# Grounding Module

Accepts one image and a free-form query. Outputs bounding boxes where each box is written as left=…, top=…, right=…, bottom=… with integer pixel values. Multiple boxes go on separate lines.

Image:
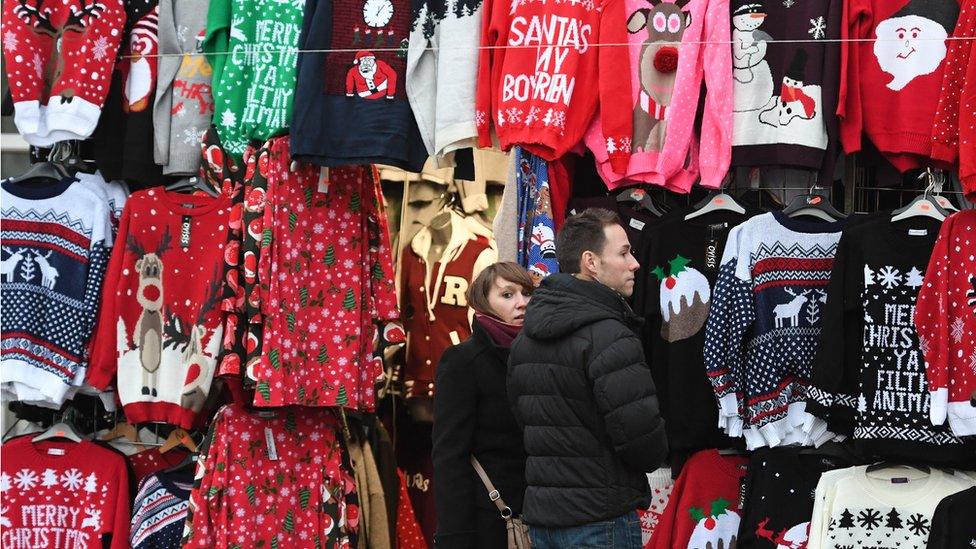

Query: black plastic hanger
left=165, top=175, right=220, bottom=198
left=864, top=461, right=931, bottom=475
left=781, top=185, right=846, bottom=221
left=7, top=159, right=68, bottom=185
left=616, top=186, right=666, bottom=217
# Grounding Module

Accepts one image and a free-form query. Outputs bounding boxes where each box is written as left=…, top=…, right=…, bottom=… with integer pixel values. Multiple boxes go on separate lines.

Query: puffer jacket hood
left=522, top=273, right=642, bottom=341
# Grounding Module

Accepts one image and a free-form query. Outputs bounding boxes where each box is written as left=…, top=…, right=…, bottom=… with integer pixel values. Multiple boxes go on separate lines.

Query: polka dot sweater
left=0, top=0, right=125, bottom=146
left=704, top=211, right=848, bottom=450
left=914, top=210, right=976, bottom=438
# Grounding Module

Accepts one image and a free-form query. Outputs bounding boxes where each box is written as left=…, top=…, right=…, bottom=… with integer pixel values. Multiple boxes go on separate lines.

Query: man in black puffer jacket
left=508, top=208, right=668, bottom=548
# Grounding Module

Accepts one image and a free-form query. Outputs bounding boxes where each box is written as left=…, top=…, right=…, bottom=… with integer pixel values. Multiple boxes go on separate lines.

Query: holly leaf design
left=711, top=498, right=730, bottom=517
left=669, top=255, right=691, bottom=277
left=689, top=507, right=706, bottom=522
left=651, top=266, right=666, bottom=282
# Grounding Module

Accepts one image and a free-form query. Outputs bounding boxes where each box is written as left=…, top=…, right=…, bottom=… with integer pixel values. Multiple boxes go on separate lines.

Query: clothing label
left=256, top=411, right=277, bottom=418
left=629, top=218, right=646, bottom=231
left=707, top=223, right=729, bottom=231
left=891, top=477, right=909, bottom=484
left=738, top=476, right=747, bottom=509
left=568, top=208, right=577, bottom=216
left=181, top=215, right=192, bottom=247
left=318, top=167, right=329, bottom=194
left=46, top=448, right=66, bottom=456
left=908, top=229, right=928, bottom=236
left=704, top=240, right=719, bottom=271
left=264, top=427, right=278, bottom=461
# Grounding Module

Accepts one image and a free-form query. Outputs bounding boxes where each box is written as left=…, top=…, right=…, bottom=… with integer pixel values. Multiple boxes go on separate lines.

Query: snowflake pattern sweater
left=1, top=179, right=112, bottom=407
left=704, top=211, right=848, bottom=450
left=129, top=470, right=192, bottom=549
left=0, top=437, right=131, bottom=549
left=0, top=0, right=125, bottom=146
left=88, top=188, right=231, bottom=429
left=914, top=210, right=976, bottom=438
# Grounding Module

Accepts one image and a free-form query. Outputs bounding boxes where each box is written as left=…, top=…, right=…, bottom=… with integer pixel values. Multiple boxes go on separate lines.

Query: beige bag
left=470, top=456, right=532, bottom=549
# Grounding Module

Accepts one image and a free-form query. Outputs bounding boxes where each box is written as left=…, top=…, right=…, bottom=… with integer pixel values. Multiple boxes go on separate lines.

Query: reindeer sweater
left=88, top=187, right=231, bottom=429
left=1, top=178, right=112, bottom=407
left=704, top=211, right=849, bottom=450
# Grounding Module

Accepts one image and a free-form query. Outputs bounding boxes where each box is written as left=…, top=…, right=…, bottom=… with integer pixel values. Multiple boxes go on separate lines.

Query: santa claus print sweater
left=0, top=437, right=131, bottom=549
left=915, top=210, right=976, bottom=438
left=88, top=187, right=231, bottom=429
left=1, top=179, right=112, bottom=407
left=0, top=0, right=125, bottom=146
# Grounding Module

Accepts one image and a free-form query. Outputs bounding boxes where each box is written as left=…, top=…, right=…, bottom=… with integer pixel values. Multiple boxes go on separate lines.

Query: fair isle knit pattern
left=705, top=211, right=844, bottom=449
left=1, top=181, right=111, bottom=405
left=130, top=472, right=191, bottom=549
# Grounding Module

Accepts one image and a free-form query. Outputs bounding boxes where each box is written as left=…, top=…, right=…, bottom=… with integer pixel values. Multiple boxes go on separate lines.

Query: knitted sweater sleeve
left=818, top=0, right=844, bottom=184
left=81, top=201, right=114, bottom=374
left=598, top=0, right=633, bottom=174
left=109, top=459, right=132, bottom=549
left=703, top=225, right=753, bottom=437
left=695, top=0, right=733, bottom=188
left=914, top=216, right=952, bottom=426
left=837, top=0, right=869, bottom=153
left=475, top=0, right=505, bottom=148
left=87, top=205, right=132, bottom=389
left=930, top=0, right=976, bottom=164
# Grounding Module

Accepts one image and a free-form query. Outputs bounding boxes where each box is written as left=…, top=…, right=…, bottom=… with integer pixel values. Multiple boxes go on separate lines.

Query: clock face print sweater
left=915, top=209, right=976, bottom=438
left=704, top=211, right=848, bottom=450
left=88, top=188, right=231, bottom=429
left=805, top=215, right=965, bottom=463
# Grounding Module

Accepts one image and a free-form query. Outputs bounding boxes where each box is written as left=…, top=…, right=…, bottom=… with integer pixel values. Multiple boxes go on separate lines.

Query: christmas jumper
left=129, top=470, right=192, bottom=549
left=75, top=171, right=129, bottom=226
left=253, top=140, right=399, bottom=409
left=808, top=465, right=976, bottom=549
left=637, top=468, right=675, bottom=549
left=915, top=210, right=976, bottom=438
left=647, top=449, right=749, bottom=549
left=730, top=0, right=842, bottom=183
left=88, top=187, right=231, bottom=429
left=152, top=0, right=214, bottom=176
left=400, top=210, right=496, bottom=399
left=926, top=486, right=976, bottom=549
left=838, top=0, right=961, bottom=172
left=515, top=147, right=559, bottom=282
left=805, top=216, right=965, bottom=463
left=406, top=0, right=485, bottom=164
left=0, top=437, right=131, bottom=549
left=1, top=179, right=112, bottom=407
left=737, top=447, right=854, bottom=549
left=584, top=0, right=733, bottom=192
left=181, top=404, right=360, bottom=548
left=0, top=0, right=125, bottom=146
left=475, top=0, right=615, bottom=163
left=633, top=207, right=759, bottom=472
left=289, top=0, right=428, bottom=171
left=704, top=211, right=848, bottom=450
left=127, top=447, right=192, bottom=483
left=203, top=0, right=303, bottom=157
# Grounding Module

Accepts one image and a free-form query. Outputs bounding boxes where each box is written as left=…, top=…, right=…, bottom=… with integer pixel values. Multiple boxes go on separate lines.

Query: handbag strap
left=470, top=455, right=514, bottom=519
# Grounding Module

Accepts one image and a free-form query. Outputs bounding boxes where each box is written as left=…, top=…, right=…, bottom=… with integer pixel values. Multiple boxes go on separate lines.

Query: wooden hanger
left=100, top=421, right=145, bottom=452
left=159, top=428, right=199, bottom=454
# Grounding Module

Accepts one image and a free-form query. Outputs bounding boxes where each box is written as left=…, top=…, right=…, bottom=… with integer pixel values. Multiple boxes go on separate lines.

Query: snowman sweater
left=838, top=0, right=961, bottom=172
left=0, top=437, right=132, bottom=549
left=914, top=210, right=976, bottom=438
left=704, top=211, right=848, bottom=449
left=0, top=0, right=125, bottom=146
left=88, top=188, right=231, bottom=429
left=805, top=216, right=965, bottom=463
left=647, top=449, right=748, bottom=549
left=1, top=179, right=112, bottom=407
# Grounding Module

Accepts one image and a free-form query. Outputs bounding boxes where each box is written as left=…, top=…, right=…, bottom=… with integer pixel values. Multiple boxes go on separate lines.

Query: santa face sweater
left=647, top=449, right=749, bottom=549
left=129, top=470, right=192, bottom=549
left=915, top=209, right=976, bottom=438
left=88, top=188, right=231, bottom=429
left=0, top=0, right=125, bottom=146
left=289, top=0, right=428, bottom=171
left=1, top=179, right=112, bottom=407
left=838, top=0, right=961, bottom=172
left=808, top=466, right=976, bottom=549
left=704, top=211, right=848, bottom=450
left=0, top=437, right=131, bottom=549
left=806, top=216, right=965, bottom=463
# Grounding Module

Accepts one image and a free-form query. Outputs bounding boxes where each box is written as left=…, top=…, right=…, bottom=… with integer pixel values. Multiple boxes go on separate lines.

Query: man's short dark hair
left=556, top=208, right=621, bottom=273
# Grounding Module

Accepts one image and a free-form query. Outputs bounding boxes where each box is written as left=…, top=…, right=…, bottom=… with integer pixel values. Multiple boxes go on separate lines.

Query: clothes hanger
left=165, top=175, right=220, bottom=198
left=891, top=169, right=950, bottom=222
left=798, top=441, right=860, bottom=463
left=32, top=409, right=85, bottom=443
left=616, top=186, right=666, bottom=217
left=781, top=183, right=846, bottom=222
left=159, top=427, right=200, bottom=454
left=160, top=452, right=199, bottom=474
left=100, top=419, right=145, bottom=452
left=56, top=140, right=97, bottom=176
left=685, top=176, right=747, bottom=220
left=864, top=461, right=931, bottom=475
left=7, top=143, right=70, bottom=185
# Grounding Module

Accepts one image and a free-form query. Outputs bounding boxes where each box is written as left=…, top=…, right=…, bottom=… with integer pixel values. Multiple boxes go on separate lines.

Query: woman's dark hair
left=466, top=262, right=534, bottom=316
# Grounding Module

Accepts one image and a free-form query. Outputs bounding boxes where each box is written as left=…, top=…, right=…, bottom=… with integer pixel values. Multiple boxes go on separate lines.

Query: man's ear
left=580, top=250, right=597, bottom=274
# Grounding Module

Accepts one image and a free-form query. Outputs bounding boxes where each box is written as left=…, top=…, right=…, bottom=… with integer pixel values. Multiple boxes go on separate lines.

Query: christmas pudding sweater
left=805, top=216, right=965, bottom=463
left=926, top=486, right=976, bottom=549
left=88, top=187, right=231, bottom=429
left=915, top=210, right=976, bottom=438
left=129, top=470, right=192, bottom=549
left=729, top=0, right=842, bottom=182
left=647, top=449, right=749, bottom=549
left=476, top=0, right=621, bottom=163
left=1, top=179, right=112, bottom=407
left=583, top=0, right=732, bottom=192
left=0, top=0, right=125, bottom=146
left=0, top=437, right=131, bottom=549
left=808, top=465, right=976, bottom=549
left=838, top=0, right=961, bottom=172
left=704, top=211, right=848, bottom=450
left=289, top=0, right=428, bottom=171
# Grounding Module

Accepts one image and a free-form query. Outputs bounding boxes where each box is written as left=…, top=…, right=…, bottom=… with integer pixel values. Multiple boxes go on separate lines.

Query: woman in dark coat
left=432, top=262, right=533, bottom=548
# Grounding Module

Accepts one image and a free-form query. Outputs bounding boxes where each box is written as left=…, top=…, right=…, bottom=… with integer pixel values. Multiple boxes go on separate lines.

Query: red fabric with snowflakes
left=181, top=404, right=358, bottom=548
left=0, top=437, right=131, bottom=549
left=127, top=447, right=191, bottom=484
left=251, top=137, right=399, bottom=408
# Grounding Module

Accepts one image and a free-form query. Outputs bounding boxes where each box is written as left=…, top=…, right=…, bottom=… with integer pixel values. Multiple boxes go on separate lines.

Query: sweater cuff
left=698, top=165, right=726, bottom=189
left=929, top=141, right=958, bottom=165
left=608, top=152, right=629, bottom=175
left=86, top=365, right=114, bottom=391
left=717, top=393, right=740, bottom=421
left=13, top=100, right=41, bottom=140
left=930, top=388, right=948, bottom=426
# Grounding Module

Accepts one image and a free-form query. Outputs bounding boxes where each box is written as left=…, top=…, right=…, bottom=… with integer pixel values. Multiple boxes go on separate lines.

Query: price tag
left=629, top=218, right=646, bottom=231
left=181, top=215, right=192, bottom=247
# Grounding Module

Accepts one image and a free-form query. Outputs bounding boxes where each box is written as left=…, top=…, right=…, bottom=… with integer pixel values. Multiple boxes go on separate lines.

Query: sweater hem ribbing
left=868, top=131, right=933, bottom=156
left=124, top=401, right=198, bottom=430
left=0, top=359, right=73, bottom=405
left=947, top=402, right=976, bottom=437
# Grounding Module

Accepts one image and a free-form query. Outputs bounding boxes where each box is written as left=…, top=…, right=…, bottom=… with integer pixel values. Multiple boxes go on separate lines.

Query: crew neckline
left=885, top=217, right=941, bottom=249
left=771, top=210, right=847, bottom=234
left=2, top=177, right=76, bottom=200
left=855, top=465, right=944, bottom=506
left=156, top=469, right=194, bottom=500
left=155, top=187, right=228, bottom=217
left=24, top=437, right=91, bottom=464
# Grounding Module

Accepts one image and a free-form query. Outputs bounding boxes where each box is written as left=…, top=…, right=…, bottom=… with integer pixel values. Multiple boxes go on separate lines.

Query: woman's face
left=487, top=277, right=531, bottom=325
